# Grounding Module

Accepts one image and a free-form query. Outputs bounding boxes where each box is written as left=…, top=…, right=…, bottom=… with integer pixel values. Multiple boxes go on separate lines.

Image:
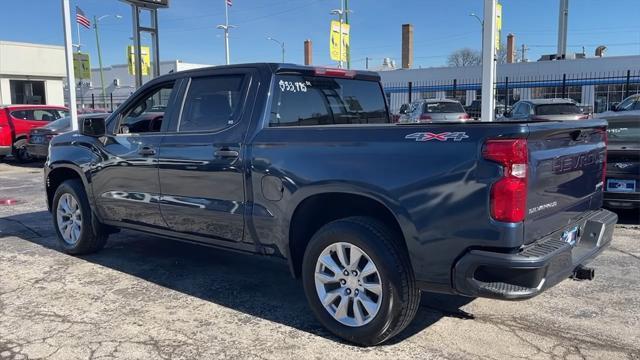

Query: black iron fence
left=75, top=93, right=132, bottom=113
left=382, top=69, right=640, bottom=116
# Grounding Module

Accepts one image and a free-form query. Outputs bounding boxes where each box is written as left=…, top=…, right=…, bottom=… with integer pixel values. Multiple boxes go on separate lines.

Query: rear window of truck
left=535, top=104, right=581, bottom=115
left=424, top=102, right=465, bottom=113
left=607, top=119, right=639, bottom=143
left=269, top=75, right=389, bottom=127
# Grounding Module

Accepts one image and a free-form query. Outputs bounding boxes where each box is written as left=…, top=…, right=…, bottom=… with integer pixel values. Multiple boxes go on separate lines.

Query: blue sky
left=2, top=0, right=639, bottom=69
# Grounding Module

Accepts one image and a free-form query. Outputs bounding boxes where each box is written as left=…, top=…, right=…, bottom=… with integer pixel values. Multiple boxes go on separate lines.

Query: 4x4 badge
left=405, top=132, right=469, bottom=142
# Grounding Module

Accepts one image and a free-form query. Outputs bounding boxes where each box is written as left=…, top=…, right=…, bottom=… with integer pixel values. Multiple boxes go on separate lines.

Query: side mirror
left=503, top=111, right=511, bottom=117
left=80, top=117, right=106, bottom=137
left=610, top=102, right=619, bottom=111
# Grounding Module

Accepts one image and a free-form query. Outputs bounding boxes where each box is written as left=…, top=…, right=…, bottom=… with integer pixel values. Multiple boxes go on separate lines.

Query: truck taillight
left=459, top=113, right=470, bottom=120
left=483, top=139, right=528, bottom=222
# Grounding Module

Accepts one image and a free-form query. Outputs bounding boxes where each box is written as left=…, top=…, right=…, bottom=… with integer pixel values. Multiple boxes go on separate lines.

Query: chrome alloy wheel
left=314, top=242, right=383, bottom=327
left=56, top=193, right=82, bottom=245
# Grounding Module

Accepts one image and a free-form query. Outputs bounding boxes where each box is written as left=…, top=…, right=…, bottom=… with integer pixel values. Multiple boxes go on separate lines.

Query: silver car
left=501, top=99, right=588, bottom=121
left=596, top=94, right=640, bottom=119
left=404, top=99, right=469, bottom=122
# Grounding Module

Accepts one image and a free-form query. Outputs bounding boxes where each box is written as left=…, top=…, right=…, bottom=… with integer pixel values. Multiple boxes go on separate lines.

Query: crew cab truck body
left=44, top=63, right=617, bottom=345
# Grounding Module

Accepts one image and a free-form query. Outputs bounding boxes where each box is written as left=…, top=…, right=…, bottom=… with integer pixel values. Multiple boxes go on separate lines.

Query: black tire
left=13, top=139, right=33, bottom=163
left=302, top=216, right=420, bottom=346
left=52, top=179, right=108, bottom=254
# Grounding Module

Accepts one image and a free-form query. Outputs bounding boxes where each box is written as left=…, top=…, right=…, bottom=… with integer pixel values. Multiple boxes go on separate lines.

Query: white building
left=76, top=60, right=213, bottom=110
left=0, top=41, right=66, bottom=106
left=379, top=55, right=640, bottom=114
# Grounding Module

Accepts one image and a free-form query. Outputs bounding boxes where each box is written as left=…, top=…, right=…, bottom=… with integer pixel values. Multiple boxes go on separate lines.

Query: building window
left=594, top=83, right=640, bottom=113
left=10, top=80, right=46, bottom=104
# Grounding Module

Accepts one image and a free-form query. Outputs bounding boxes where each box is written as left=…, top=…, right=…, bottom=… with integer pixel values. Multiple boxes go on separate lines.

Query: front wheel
left=302, top=216, right=420, bottom=346
left=52, top=179, right=108, bottom=254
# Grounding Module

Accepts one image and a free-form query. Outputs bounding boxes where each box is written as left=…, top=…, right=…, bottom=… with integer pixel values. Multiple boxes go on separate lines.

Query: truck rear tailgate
left=524, top=119, right=608, bottom=243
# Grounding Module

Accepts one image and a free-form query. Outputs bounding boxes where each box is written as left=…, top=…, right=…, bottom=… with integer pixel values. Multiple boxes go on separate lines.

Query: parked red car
left=0, top=105, right=68, bottom=162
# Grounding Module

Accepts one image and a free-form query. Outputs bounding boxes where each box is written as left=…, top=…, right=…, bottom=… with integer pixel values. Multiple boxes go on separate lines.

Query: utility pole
left=520, top=43, right=529, bottom=62
left=481, top=0, right=497, bottom=122
left=365, top=57, right=369, bottom=70
left=62, top=0, right=78, bottom=131
left=217, top=0, right=235, bottom=65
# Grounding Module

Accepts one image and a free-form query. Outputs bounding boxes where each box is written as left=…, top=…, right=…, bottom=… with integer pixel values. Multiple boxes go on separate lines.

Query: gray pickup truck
left=44, top=64, right=617, bottom=345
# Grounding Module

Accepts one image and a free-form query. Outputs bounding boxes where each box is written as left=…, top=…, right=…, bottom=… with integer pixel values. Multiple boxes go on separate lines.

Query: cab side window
left=118, top=82, right=175, bottom=134
left=178, top=75, right=245, bottom=133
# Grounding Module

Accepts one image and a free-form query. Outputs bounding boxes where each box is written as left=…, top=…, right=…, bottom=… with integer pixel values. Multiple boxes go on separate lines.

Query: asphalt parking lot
left=1, top=160, right=639, bottom=360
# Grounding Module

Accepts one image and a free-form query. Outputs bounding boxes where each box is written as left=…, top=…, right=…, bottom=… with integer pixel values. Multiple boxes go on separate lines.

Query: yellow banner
left=496, top=3, right=502, bottom=50
left=127, top=45, right=151, bottom=76
left=329, top=20, right=350, bottom=62
left=73, top=52, right=91, bottom=79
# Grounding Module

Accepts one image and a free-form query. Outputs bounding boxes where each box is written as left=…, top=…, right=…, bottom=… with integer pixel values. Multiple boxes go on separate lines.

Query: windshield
left=607, top=119, right=640, bottom=143
left=535, top=104, right=581, bottom=115
left=424, top=102, right=465, bottom=113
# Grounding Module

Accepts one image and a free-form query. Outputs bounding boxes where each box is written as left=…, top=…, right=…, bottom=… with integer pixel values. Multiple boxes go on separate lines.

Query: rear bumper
left=0, top=145, right=11, bottom=156
left=604, top=191, right=640, bottom=209
left=26, top=143, right=48, bottom=158
left=453, top=209, right=617, bottom=300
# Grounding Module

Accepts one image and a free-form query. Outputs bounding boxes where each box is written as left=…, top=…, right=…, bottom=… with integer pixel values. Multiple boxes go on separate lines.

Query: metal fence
left=74, top=93, right=133, bottom=113
left=382, top=69, right=640, bottom=116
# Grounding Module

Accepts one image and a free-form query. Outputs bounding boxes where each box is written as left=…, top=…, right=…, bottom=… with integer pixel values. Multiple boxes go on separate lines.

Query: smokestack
left=304, top=39, right=313, bottom=65
left=506, top=33, right=515, bottom=63
left=557, top=0, right=569, bottom=59
left=401, top=24, right=413, bottom=69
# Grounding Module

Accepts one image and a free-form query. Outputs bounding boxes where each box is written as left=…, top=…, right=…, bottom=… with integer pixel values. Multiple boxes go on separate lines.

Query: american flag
left=226, top=0, right=232, bottom=6
left=76, top=6, right=91, bottom=29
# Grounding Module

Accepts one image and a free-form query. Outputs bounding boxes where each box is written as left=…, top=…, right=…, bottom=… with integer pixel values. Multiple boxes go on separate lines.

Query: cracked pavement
left=1, top=161, right=639, bottom=360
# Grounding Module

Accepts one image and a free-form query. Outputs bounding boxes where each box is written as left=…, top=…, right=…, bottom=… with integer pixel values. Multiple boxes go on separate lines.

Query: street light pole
left=469, top=13, right=484, bottom=48
left=93, top=14, right=121, bottom=109
left=217, top=0, right=236, bottom=65
left=266, top=37, right=285, bottom=63
left=330, top=1, right=351, bottom=69
left=93, top=15, right=106, bottom=108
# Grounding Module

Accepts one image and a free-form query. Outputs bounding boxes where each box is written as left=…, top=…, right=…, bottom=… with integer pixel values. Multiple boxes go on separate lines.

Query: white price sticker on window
left=279, top=80, right=308, bottom=93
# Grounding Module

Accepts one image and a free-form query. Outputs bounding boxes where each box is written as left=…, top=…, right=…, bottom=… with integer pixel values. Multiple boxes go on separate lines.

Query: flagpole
left=224, top=0, right=230, bottom=65
left=76, top=17, right=81, bottom=51
left=62, top=0, right=78, bottom=131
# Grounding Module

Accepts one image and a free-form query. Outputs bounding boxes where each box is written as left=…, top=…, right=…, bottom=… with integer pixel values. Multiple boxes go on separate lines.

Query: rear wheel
left=302, top=216, right=420, bottom=346
left=52, top=179, right=108, bottom=254
left=13, top=139, right=32, bottom=163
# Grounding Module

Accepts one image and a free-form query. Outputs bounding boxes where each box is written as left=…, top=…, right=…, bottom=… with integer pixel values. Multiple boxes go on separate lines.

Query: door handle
left=214, top=149, right=239, bottom=158
left=138, top=146, right=156, bottom=156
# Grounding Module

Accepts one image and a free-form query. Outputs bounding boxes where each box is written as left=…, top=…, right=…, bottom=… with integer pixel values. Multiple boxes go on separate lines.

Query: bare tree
left=497, top=43, right=518, bottom=64
left=447, top=48, right=482, bottom=67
